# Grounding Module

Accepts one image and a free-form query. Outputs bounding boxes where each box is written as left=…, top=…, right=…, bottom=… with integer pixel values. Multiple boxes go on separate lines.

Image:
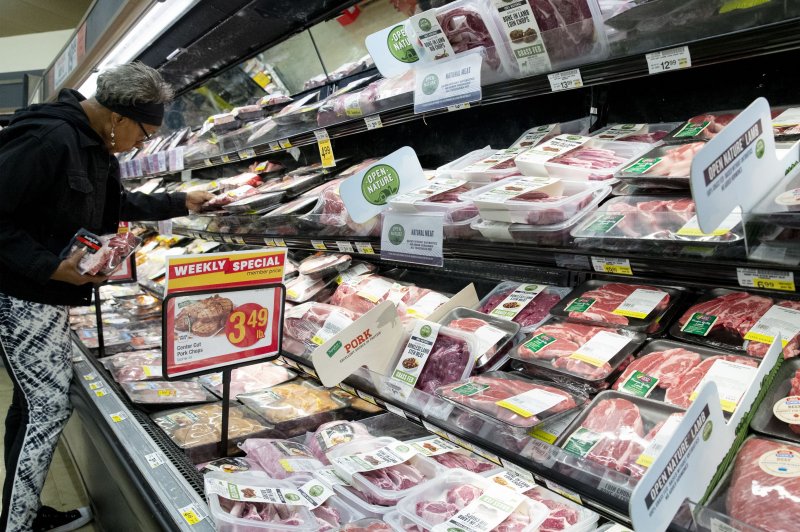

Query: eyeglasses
left=137, top=122, right=153, bottom=142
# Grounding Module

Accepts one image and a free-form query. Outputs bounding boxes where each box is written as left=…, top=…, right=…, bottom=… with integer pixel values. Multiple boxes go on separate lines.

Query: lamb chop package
left=330, top=275, right=449, bottom=319
left=571, top=196, right=744, bottom=245
left=511, top=318, right=646, bottom=389
left=121, top=380, right=215, bottom=407
left=616, top=141, right=706, bottom=188
left=297, top=253, right=352, bottom=279
left=662, top=110, right=741, bottom=144
left=706, top=436, right=800, bottom=532
left=396, top=469, right=549, bottom=531
left=283, top=473, right=367, bottom=530
left=477, top=281, right=572, bottom=332
left=591, top=122, right=682, bottom=144
left=198, top=362, right=296, bottom=399
left=327, top=436, right=443, bottom=507
left=435, top=371, right=588, bottom=429
left=461, top=176, right=609, bottom=224
left=670, top=288, right=800, bottom=359
left=387, top=177, right=480, bottom=223
left=240, top=439, right=324, bottom=480
left=556, top=392, right=684, bottom=491
left=751, top=357, right=800, bottom=443
left=64, top=229, right=141, bottom=276
left=283, top=303, right=360, bottom=359
left=549, top=280, right=682, bottom=333
left=437, top=306, right=520, bottom=370
left=613, top=339, right=761, bottom=413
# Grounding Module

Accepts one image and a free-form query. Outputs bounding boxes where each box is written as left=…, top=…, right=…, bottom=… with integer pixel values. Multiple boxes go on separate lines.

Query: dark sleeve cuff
left=169, top=192, right=189, bottom=218
left=31, top=252, right=62, bottom=285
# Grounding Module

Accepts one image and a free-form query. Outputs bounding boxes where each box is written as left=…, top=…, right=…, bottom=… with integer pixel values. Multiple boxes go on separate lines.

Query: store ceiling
left=0, top=0, right=91, bottom=37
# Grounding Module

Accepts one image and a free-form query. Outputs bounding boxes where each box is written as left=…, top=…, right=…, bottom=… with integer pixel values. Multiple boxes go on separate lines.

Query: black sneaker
left=32, top=506, right=92, bottom=532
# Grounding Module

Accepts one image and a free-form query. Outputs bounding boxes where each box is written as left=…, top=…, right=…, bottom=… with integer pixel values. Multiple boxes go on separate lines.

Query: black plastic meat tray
left=750, top=357, right=800, bottom=443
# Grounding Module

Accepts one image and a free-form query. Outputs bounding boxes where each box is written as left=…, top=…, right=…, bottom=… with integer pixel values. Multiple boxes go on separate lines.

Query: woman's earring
left=111, top=125, right=116, bottom=150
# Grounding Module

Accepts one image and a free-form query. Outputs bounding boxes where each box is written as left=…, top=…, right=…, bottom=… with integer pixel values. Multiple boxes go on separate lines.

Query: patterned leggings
left=0, top=293, right=72, bottom=531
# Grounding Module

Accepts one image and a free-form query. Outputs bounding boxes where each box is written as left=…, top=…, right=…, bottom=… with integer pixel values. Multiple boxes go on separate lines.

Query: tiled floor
left=0, top=368, right=100, bottom=531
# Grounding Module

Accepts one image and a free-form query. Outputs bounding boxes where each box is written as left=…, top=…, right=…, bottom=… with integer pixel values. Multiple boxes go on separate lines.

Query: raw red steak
left=664, top=355, right=758, bottom=408
left=567, top=283, right=670, bottom=326
left=479, top=287, right=562, bottom=328
left=745, top=299, right=800, bottom=359
left=522, top=487, right=580, bottom=532
left=516, top=322, right=613, bottom=360
left=283, top=303, right=359, bottom=347
left=613, top=348, right=702, bottom=391
left=726, top=437, right=800, bottom=532
left=553, top=356, right=612, bottom=380
left=574, top=398, right=644, bottom=477
left=678, top=291, right=774, bottom=339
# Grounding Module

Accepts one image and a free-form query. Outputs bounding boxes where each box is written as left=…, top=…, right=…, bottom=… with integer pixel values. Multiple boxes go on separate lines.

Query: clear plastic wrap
left=301, top=178, right=381, bottom=237
left=65, top=230, right=141, bottom=276
left=477, top=281, right=571, bottom=332
left=298, top=253, right=352, bottom=279
left=203, top=185, right=260, bottom=211
left=407, top=436, right=495, bottom=474
left=222, top=191, right=285, bottom=214
left=437, top=306, right=520, bottom=370
left=591, top=122, right=682, bottom=144
left=285, top=275, right=338, bottom=304
left=198, top=362, right=296, bottom=399
left=240, top=439, right=324, bottom=480
left=317, top=72, right=415, bottom=128
left=305, top=420, right=374, bottom=464
left=258, top=173, right=326, bottom=199
left=121, top=381, right=215, bottom=406
left=340, top=518, right=393, bottom=531
left=283, top=303, right=359, bottom=358
left=521, top=485, right=599, bottom=532
left=616, top=142, right=705, bottom=186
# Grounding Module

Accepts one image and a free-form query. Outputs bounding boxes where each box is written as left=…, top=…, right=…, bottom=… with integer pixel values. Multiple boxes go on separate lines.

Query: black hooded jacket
left=0, top=89, right=187, bottom=306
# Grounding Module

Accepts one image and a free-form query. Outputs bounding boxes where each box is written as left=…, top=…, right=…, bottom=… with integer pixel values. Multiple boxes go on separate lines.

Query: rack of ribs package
left=65, top=229, right=142, bottom=276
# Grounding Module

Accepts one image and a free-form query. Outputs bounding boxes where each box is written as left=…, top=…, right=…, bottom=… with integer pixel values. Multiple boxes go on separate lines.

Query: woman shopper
left=0, top=62, right=212, bottom=531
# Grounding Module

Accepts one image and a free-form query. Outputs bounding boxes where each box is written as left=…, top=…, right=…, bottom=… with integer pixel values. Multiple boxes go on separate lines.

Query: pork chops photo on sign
left=174, top=294, right=234, bottom=337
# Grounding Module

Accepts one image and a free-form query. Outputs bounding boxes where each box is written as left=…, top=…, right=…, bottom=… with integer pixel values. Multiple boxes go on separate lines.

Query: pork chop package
left=437, top=147, right=514, bottom=184
left=300, top=178, right=381, bottom=237
left=388, top=177, right=480, bottom=223
left=239, top=439, right=324, bottom=480
left=378, top=320, right=478, bottom=400
left=407, top=435, right=496, bottom=474
left=327, top=436, right=443, bottom=508
left=437, top=306, right=520, bottom=370
left=202, top=185, right=260, bottom=211
left=111, top=356, right=163, bottom=383
left=305, top=420, right=374, bottom=463
left=751, top=357, right=800, bottom=443
left=198, top=362, right=296, bottom=399
left=616, top=141, right=706, bottom=188
left=477, top=281, right=572, bottom=332
left=404, top=0, right=516, bottom=84
left=571, top=196, right=744, bottom=245
left=670, top=288, right=800, bottom=359
left=100, top=349, right=161, bottom=371
left=514, top=135, right=649, bottom=182
left=283, top=303, right=360, bottom=359
left=152, top=403, right=276, bottom=463
left=297, top=252, right=352, bottom=279
left=662, top=110, right=741, bottom=144
left=461, top=175, right=610, bottom=224
left=121, top=380, right=215, bottom=407
left=205, top=472, right=318, bottom=532
left=396, top=469, right=549, bottom=531
left=435, top=371, right=588, bottom=429
left=238, top=380, right=351, bottom=436
left=549, top=280, right=682, bottom=333
left=591, top=122, right=683, bottom=144
left=330, top=275, right=449, bottom=319
left=705, top=436, right=800, bottom=532
left=283, top=473, right=367, bottom=530
left=285, top=274, right=338, bottom=304
left=556, top=391, right=684, bottom=491
left=64, top=229, right=142, bottom=276
left=340, top=518, right=393, bottom=531
left=511, top=318, right=646, bottom=389
left=613, top=339, right=760, bottom=414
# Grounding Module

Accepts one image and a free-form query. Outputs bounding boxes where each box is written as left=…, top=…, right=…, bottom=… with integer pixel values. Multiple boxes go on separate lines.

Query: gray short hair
left=95, top=62, right=174, bottom=106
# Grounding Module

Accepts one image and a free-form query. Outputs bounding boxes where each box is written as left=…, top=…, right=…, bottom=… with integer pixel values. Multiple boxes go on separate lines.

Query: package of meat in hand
left=617, top=141, right=706, bottom=188
left=222, top=191, right=285, bottom=214
left=550, top=280, right=681, bottom=333
left=571, top=196, right=744, bottom=245
left=66, top=229, right=142, bottom=276
left=463, top=175, right=609, bottom=224
left=283, top=303, right=360, bottom=359
left=407, top=435, right=496, bottom=474
left=750, top=358, right=800, bottom=443
left=327, top=436, right=443, bottom=508
left=380, top=320, right=478, bottom=400
left=121, top=380, right=216, bottom=407
left=205, top=471, right=318, bottom=531
left=671, top=288, right=800, bottom=359
left=511, top=317, right=646, bottom=388
left=396, top=468, right=549, bottom=531
left=258, top=172, right=326, bottom=199
left=556, top=391, right=684, bottom=491
left=202, top=185, right=260, bottom=210
left=239, top=439, right=324, bottom=480
left=663, top=110, right=741, bottom=144
left=613, top=339, right=760, bottom=416
left=298, top=252, right=352, bottom=279
left=218, top=172, right=263, bottom=192
left=706, top=436, right=800, bottom=532
left=404, top=0, right=515, bottom=84
left=388, top=177, right=480, bottom=223
left=437, top=306, right=519, bottom=369
left=478, top=281, right=571, bottom=332
left=435, top=371, right=587, bottom=429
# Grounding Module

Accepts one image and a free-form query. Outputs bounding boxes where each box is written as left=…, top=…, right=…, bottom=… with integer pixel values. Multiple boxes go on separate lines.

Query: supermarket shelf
left=127, top=17, right=800, bottom=180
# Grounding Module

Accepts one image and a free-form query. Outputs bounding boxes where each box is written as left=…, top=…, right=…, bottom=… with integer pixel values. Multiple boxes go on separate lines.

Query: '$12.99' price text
left=225, top=303, right=268, bottom=348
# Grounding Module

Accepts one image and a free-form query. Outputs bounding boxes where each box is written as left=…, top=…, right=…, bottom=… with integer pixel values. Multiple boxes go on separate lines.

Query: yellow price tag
left=94, top=389, right=106, bottom=397
left=318, top=138, right=335, bottom=168
left=110, top=412, right=126, bottom=423
left=636, top=453, right=655, bottom=468
left=569, top=352, right=606, bottom=367
left=495, top=400, right=533, bottom=418
left=253, top=71, right=271, bottom=88
left=221, top=155, right=232, bottom=163
left=311, top=335, right=325, bottom=346
left=603, top=264, right=633, bottom=275
left=528, top=426, right=558, bottom=444
left=158, top=389, right=176, bottom=397
left=356, top=242, right=375, bottom=255
left=279, top=139, right=292, bottom=149
left=612, top=309, right=648, bottom=319
left=287, top=289, right=299, bottom=300
left=311, top=240, right=327, bottom=251
left=89, top=382, right=102, bottom=390
left=181, top=509, right=202, bottom=525
left=743, top=331, right=788, bottom=347
left=755, top=278, right=796, bottom=291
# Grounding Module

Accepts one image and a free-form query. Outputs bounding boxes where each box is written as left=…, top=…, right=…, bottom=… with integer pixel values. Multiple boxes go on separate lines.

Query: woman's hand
left=50, top=251, right=107, bottom=286
left=185, top=191, right=214, bottom=213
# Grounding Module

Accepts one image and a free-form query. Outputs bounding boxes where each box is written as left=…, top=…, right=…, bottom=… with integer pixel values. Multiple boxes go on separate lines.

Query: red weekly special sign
left=165, top=249, right=287, bottom=294
left=162, top=285, right=284, bottom=378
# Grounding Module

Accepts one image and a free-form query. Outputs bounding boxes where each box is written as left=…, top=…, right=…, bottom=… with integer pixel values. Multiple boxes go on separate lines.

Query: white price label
left=365, top=115, right=383, bottom=130
left=178, top=504, right=206, bottom=525
left=109, top=412, right=127, bottom=423
left=737, top=268, right=795, bottom=291
left=238, top=148, right=256, bottom=160
left=447, top=103, right=471, bottom=112
left=314, top=129, right=330, bottom=142
left=311, top=240, right=327, bottom=251
left=336, top=241, right=354, bottom=253
left=591, top=256, right=633, bottom=275
left=646, top=46, right=692, bottom=75
left=355, top=242, right=375, bottom=254
left=745, top=304, right=800, bottom=347
left=145, top=452, right=165, bottom=469
left=548, top=69, right=583, bottom=92
left=268, top=141, right=281, bottom=151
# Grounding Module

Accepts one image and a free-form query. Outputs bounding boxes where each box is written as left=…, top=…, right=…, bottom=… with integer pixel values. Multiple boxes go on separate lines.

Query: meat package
left=197, top=362, right=296, bottom=399
left=298, top=252, right=352, bottom=279
left=330, top=275, right=449, bottom=319
left=205, top=472, right=318, bottom=532
left=388, top=177, right=480, bottom=223
left=404, top=0, right=515, bottom=84
left=284, top=474, right=367, bottom=531
left=316, top=71, right=415, bottom=128
left=100, top=349, right=161, bottom=371
left=66, top=230, right=142, bottom=276
left=238, top=380, right=351, bottom=436
left=613, top=339, right=760, bottom=413
left=671, top=289, right=800, bottom=358
left=203, top=185, right=260, bottom=210
left=591, top=122, right=682, bottom=144
left=435, top=371, right=587, bottom=429
left=463, top=176, right=610, bottom=224
left=283, top=302, right=360, bottom=358
left=571, top=196, right=744, bottom=245
left=407, top=436, right=496, bottom=474
left=478, top=282, right=571, bottom=332
left=340, top=519, right=392, bottom=532
left=616, top=142, right=706, bottom=187
left=257, top=172, right=326, bottom=199
left=437, top=147, right=517, bottom=184
left=261, top=195, right=320, bottom=232
left=515, top=135, right=649, bottom=181
left=285, top=274, right=338, bottom=304
left=550, top=280, right=680, bottom=333
left=328, top=436, right=443, bottom=508
left=121, top=380, right=215, bottom=406
left=512, top=318, right=646, bottom=388
left=240, top=439, right=324, bottom=480
left=709, top=436, right=800, bottom=532
left=306, top=420, right=374, bottom=463
left=218, top=172, right=263, bottom=192
left=222, top=191, right=285, bottom=214
left=396, top=469, right=549, bottom=531
left=747, top=357, right=800, bottom=443
left=437, top=306, right=520, bottom=369
left=557, top=391, right=684, bottom=488
left=111, top=356, right=163, bottom=383
left=152, top=403, right=274, bottom=463
left=752, top=160, right=800, bottom=226
left=663, top=111, right=740, bottom=144
left=301, top=178, right=381, bottom=237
